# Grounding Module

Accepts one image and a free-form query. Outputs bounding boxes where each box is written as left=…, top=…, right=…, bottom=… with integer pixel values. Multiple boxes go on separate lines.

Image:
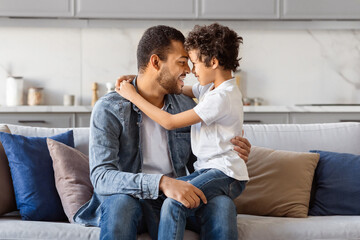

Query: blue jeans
left=98, top=172, right=244, bottom=240
left=158, top=169, right=247, bottom=240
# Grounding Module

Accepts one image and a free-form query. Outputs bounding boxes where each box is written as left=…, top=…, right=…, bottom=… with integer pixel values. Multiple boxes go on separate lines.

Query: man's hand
left=116, top=75, right=136, bottom=90
left=159, top=176, right=207, bottom=209
left=231, top=130, right=251, bottom=163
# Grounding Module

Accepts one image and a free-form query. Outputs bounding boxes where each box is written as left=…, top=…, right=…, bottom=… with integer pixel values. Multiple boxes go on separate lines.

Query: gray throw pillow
left=47, top=138, right=93, bottom=222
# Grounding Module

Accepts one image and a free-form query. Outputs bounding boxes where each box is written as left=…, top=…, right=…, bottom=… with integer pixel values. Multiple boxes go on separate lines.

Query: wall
left=0, top=22, right=359, bottom=106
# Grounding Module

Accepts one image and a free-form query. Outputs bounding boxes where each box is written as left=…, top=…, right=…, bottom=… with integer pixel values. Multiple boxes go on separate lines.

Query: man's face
left=156, top=41, right=190, bottom=94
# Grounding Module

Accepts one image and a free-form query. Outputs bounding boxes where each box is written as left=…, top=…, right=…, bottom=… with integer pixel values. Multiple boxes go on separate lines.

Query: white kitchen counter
left=244, top=105, right=360, bottom=113
left=0, top=105, right=92, bottom=113
left=0, top=105, right=360, bottom=113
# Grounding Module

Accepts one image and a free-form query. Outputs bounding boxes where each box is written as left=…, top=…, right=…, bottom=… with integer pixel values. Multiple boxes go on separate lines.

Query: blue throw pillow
left=0, top=131, right=74, bottom=221
left=309, top=150, right=360, bottom=215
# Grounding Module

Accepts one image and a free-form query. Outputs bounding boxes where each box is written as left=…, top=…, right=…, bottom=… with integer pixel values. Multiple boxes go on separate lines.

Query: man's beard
left=156, top=66, right=182, bottom=95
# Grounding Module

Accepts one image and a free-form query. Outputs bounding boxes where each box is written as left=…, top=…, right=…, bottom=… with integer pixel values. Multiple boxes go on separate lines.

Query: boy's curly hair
left=184, top=23, right=242, bottom=72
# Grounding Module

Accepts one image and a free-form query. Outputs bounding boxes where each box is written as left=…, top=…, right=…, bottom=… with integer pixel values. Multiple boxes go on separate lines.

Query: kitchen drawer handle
left=340, top=120, right=360, bottom=123
left=244, top=120, right=262, bottom=124
left=18, top=120, right=47, bottom=124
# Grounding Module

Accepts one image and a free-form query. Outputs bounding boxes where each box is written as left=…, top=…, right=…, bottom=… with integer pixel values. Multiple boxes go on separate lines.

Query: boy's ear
left=211, top=57, right=219, bottom=69
left=150, top=54, right=161, bottom=70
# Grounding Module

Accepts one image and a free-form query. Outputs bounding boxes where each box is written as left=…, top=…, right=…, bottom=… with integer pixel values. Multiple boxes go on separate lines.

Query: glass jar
left=27, top=87, right=43, bottom=106
left=254, top=97, right=264, bottom=106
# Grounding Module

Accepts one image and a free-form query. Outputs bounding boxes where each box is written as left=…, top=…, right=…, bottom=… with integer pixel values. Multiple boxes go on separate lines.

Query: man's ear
left=150, top=54, right=161, bottom=71
left=211, top=57, right=219, bottom=69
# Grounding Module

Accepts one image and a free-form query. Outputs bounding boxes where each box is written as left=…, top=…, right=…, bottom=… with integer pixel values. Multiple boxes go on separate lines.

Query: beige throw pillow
left=47, top=138, right=93, bottom=223
left=0, top=125, right=17, bottom=215
left=235, top=146, right=320, bottom=218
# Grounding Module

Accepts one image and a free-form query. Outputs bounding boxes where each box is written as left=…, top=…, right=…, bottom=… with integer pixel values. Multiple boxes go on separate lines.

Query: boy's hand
left=116, top=81, right=137, bottom=102
left=116, top=75, right=136, bottom=90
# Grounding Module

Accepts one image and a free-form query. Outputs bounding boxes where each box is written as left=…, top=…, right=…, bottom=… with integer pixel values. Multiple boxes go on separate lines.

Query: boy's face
left=188, top=49, right=214, bottom=86
left=157, top=40, right=190, bottom=94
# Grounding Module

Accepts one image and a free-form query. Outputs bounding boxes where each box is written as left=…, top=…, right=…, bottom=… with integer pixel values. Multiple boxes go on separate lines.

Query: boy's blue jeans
left=158, top=168, right=247, bottom=240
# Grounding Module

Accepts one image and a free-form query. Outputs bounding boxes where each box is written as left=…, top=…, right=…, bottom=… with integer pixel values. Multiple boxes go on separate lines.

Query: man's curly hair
left=184, top=23, right=242, bottom=72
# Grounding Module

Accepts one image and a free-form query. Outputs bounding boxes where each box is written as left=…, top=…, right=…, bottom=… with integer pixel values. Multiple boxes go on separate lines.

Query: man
left=74, top=25, right=251, bottom=240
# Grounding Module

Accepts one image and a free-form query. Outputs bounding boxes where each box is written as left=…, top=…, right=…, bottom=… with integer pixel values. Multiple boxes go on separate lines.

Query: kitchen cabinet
left=199, top=0, right=279, bottom=19
left=0, top=0, right=74, bottom=17
left=0, top=0, right=359, bottom=21
left=281, top=0, right=360, bottom=20
left=290, top=113, right=360, bottom=124
left=75, top=113, right=91, bottom=128
left=0, top=113, right=74, bottom=128
left=244, top=113, right=289, bottom=124
left=76, top=0, right=197, bottom=19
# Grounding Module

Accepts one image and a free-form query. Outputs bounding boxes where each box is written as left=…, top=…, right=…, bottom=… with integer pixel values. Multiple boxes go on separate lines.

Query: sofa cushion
left=243, top=122, right=360, bottom=154
left=0, top=125, right=16, bottom=216
left=7, top=124, right=90, bottom=156
left=0, top=131, right=74, bottom=221
left=235, top=146, right=320, bottom=217
left=47, top=138, right=93, bottom=223
left=309, top=150, right=360, bottom=216
left=236, top=214, right=360, bottom=240
left=0, top=216, right=200, bottom=240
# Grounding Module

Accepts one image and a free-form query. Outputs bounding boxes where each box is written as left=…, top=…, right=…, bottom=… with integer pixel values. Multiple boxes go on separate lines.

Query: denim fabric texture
left=74, top=78, right=197, bottom=227
left=158, top=169, right=246, bottom=240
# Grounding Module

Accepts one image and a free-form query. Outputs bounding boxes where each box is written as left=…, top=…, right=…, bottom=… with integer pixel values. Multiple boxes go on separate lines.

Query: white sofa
left=1, top=122, right=360, bottom=240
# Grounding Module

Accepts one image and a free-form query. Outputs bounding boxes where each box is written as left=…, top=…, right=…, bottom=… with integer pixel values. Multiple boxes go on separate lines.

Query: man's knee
left=101, top=194, right=142, bottom=219
left=100, top=194, right=143, bottom=239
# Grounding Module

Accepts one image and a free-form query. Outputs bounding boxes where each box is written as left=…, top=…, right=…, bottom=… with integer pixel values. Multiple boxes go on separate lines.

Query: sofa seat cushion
left=0, top=216, right=100, bottom=240
left=237, top=214, right=360, bottom=240
left=0, top=216, right=199, bottom=240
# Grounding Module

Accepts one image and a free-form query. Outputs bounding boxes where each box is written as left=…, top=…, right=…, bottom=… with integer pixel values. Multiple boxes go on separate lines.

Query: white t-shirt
left=141, top=112, right=174, bottom=176
left=192, top=78, right=249, bottom=181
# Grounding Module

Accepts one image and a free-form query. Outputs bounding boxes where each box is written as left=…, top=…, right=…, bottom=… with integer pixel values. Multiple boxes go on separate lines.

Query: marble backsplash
left=0, top=23, right=359, bottom=106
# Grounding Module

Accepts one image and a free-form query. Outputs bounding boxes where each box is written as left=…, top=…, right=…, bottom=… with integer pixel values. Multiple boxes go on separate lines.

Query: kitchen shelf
left=0, top=105, right=92, bottom=113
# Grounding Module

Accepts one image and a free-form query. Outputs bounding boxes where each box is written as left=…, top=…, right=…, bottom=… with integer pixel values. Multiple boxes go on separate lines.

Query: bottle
left=6, top=76, right=24, bottom=106
left=106, top=82, right=114, bottom=94
left=91, top=82, right=98, bottom=107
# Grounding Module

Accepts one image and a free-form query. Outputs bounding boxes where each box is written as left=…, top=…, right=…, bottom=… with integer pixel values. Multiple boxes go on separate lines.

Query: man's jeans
left=98, top=169, right=245, bottom=240
left=158, top=169, right=247, bottom=240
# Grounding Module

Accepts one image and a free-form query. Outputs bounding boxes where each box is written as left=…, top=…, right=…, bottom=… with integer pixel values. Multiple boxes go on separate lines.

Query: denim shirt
left=74, top=79, right=197, bottom=226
